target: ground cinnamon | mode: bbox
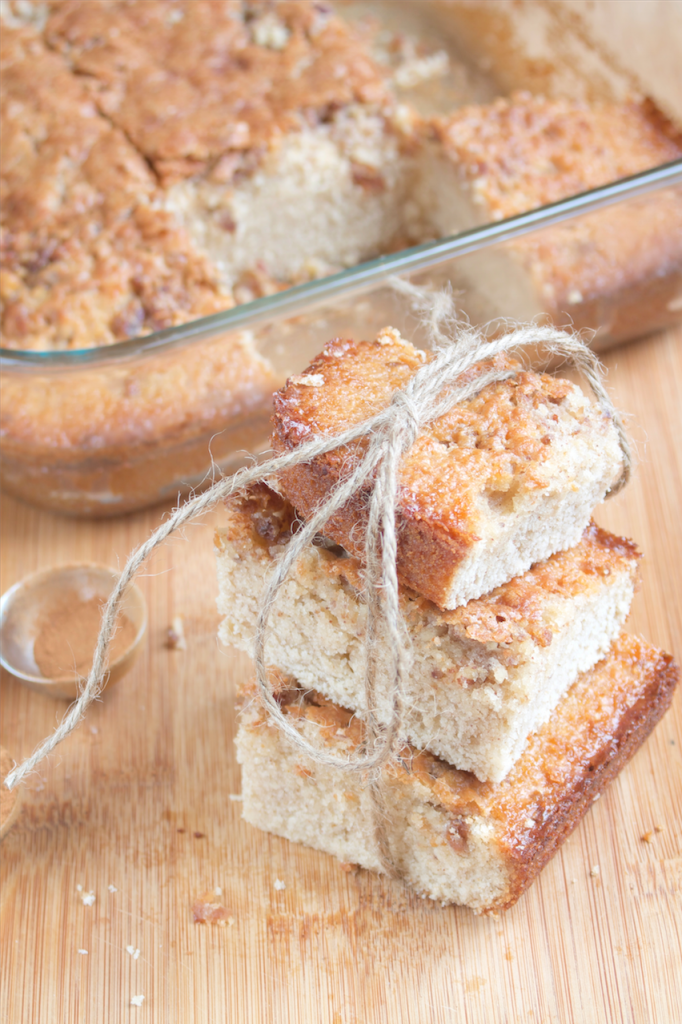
[33,592,137,680]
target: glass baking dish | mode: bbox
[2,160,681,517]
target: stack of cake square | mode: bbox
[216,328,678,914]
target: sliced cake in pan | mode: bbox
[422,92,682,339]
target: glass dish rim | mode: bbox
[2,158,681,370]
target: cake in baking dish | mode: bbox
[236,634,678,914]
[1,0,680,515]
[423,92,682,332]
[2,1,681,354]
[271,328,623,609]
[216,484,639,782]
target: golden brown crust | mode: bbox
[224,483,640,651]
[223,482,302,550]
[440,521,639,648]
[44,0,390,188]
[247,634,678,912]
[271,331,615,607]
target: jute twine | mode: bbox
[4,281,631,875]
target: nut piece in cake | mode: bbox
[216,485,640,782]
[271,329,624,609]
[236,634,678,914]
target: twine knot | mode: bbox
[388,389,422,451]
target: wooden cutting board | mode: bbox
[1,327,681,1024]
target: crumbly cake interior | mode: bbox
[164,112,415,290]
[237,634,678,913]
[216,484,639,780]
[272,329,623,609]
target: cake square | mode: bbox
[217,484,639,781]
[422,93,682,337]
[271,328,624,609]
[236,634,678,914]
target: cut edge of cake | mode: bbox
[236,634,678,914]
[216,484,640,781]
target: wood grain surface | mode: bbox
[1,328,681,1024]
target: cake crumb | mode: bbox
[340,862,359,874]
[273,878,286,891]
[289,374,324,387]
[126,945,141,960]
[77,949,88,955]
[81,891,96,907]
[592,794,601,802]
[167,616,187,651]
[393,51,449,90]
[590,865,600,878]
[108,884,118,893]
[130,995,145,1007]
[375,326,404,346]
[228,794,243,802]
[192,892,230,925]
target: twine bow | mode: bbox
[4,281,630,878]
